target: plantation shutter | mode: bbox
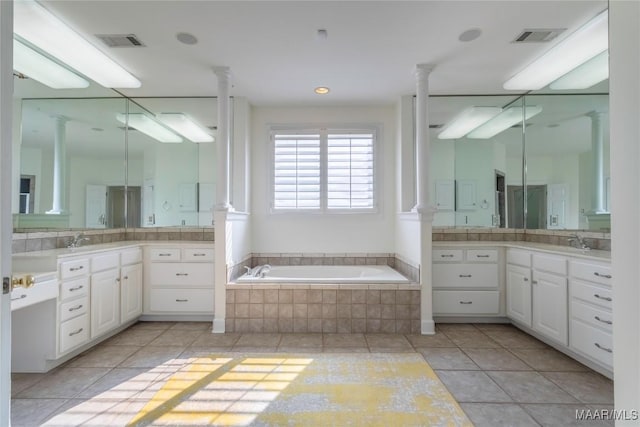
[273,133,321,210]
[327,132,375,209]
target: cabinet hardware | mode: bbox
[12,275,35,289]
[441,254,454,258]
[594,316,612,325]
[594,343,613,353]
[123,276,128,280]
[594,294,612,302]
[459,274,472,278]
[532,280,538,284]
[523,277,529,282]
[176,299,188,302]
[116,278,121,282]
[11,294,27,301]
[476,255,490,258]
[176,273,189,276]
[70,285,84,292]
[69,328,84,336]
[459,301,473,305]
[193,253,206,257]
[69,305,83,312]
[158,253,171,257]
[69,266,84,272]
[593,272,612,279]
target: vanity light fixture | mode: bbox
[550,50,608,90]
[13,38,89,89]
[503,9,608,90]
[467,105,543,139]
[314,87,330,95]
[437,106,502,139]
[158,113,214,143]
[14,0,141,88]
[116,113,183,143]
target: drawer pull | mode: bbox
[11,294,27,301]
[123,276,128,280]
[69,304,83,312]
[476,255,490,258]
[594,294,612,302]
[441,254,454,258]
[594,272,612,279]
[176,273,189,276]
[459,301,473,305]
[594,316,612,325]
[523,277,529,282]
[69,285,84,292]
[532,280,538,284]
[193,253,207,257]
[158,253,172,257]
[69,266,84,272]
[176,299,188,302]
[116,278,121,282]
[69,328,84,337]
[459,274,472,278]
[594,343,613,353]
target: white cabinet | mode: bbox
[90,269,120,339]
[435,180,455,211]
[58,258,91,355]
[506,263,531,326]
[532,270,568,345]
[433,247,500,316]
[121,263,143,323]
[456,180,477,211]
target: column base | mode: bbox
[45,209,67,215]
[421,319,435,335]
[212,317,226,334]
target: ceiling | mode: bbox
[14,0,608,106]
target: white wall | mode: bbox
[430,135,455,226]
[395,214,420,266]
[20,146,53,215]
[250,106,396,253]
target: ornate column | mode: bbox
[213,66,231,212]
[588,111,606,213]
[46,116,68,214]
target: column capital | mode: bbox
[587,110,607,120]
[213,66,231,79]
[415,63,436,76]
[51,115,70,124]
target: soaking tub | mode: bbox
[235,265,410,284]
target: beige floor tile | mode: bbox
[323,333,367,348]
[104,327,165,346]
[148,329,203,347]
[11,399,68,427]
[442,330,502,348]
[129,321,175,331]
[169,322,212,331]
[11,373,47,397]
[460,403,539,427]
[483,329,548,349]
[523,403,614,426]
[189,332,241,348]
[435,370,513,403]
[68,345,140,368]
[40,398,140,427]
[234,333,282,347]
[419,348,479,370]
[75,368,158,400]
[436,323,479,333]
[16,367,111,399]
[473,323,518,333]
[119,346,186,369]
[278,333,323,349]
[542,372,614,404]
[487,371,580,404]
[405,333,457,348]
[365,334,413,350]
[510,348,589,372]
[463,348,532,371]
[322,347,370,353]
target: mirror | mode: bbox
[14,96,217,230]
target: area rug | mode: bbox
[127,353,472,427]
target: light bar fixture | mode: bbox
[13,38,89,89]
[437,107,502,139]
[116,113,183,143]
[550,50,609,90]
[468,106,543,139]
[14,0,141,88]
[504,9,608,90]
[157,114,214,143]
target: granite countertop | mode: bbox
[433,241,610,261]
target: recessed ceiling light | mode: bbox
[314,87,330,95]
[176,32,198,45]
[459,28,482,42]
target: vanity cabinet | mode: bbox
[120,248,143,323]
[90,253,121,339]
[58,258,91,354]
[506,262,532,326]
[144,246,215,315]
[531,254,568,345]
[433,248,500,316]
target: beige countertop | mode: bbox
[433,241,610,261]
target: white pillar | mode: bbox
[213,66,231,212]
[588,111,606,213]
[413,64,437,335]
[46,116,68,214]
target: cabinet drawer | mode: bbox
[433,263,498,288]
[183,248,215,262]
[570,319,613,368]
[533,254,567,275]
[149,288,214,312]
[432,249,463,262]
[149,263,214,287]
[570,260,612,285]
[571,300,612,333]
[149,248,181,261]
[570,280,612,310]
[507,249,531,267]
[60,259,89,279]
[433,290,499,315]
[60,296,89,322]
[91,252,119,273]
[121,248,142,266]
[60,277,89,300]
[466,249,498,262]
[59,314,89,354]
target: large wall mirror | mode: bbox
[13,96,217,230]
[430,92,610,232]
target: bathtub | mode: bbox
[235,265,410,284]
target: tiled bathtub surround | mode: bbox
[225,286,422,334]
[12,227,214,253]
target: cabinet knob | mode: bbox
[594,272,612,279]
[523,277,529,282]
[594,343,613,353]
[594,294,612,302]
[594,316,612,325]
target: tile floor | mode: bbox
[11,322,614,426]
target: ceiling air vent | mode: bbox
[96,34,145,48]
[512,28,565,43]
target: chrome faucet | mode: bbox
[568,233,590,250]
[67,232,90,248]
[243,264,272,278]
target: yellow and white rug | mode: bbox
[127,353,472,427]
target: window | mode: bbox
[272,127,377,212]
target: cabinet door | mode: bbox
[121,263,143,323]
[456,180,477,211]
[91,269,120,339]
[506,264,532,326]
[532,271,568,345]
[435,180,455,211]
